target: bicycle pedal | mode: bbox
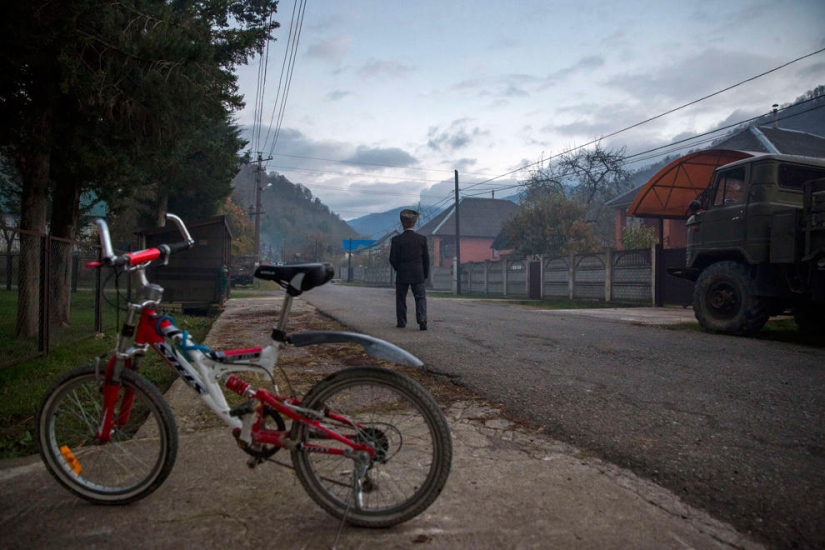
[229,399,261,418]
[246,456,265,469]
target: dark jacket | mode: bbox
[389,229,430,284]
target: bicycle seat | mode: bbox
[254,263,335,296]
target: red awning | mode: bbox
[627,149,755,219]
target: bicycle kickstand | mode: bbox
[333,451,371,548]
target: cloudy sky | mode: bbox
[233,0,825,228]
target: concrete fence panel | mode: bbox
[506,260,527,296]
[573,253,606,300]
[543,256,570,298]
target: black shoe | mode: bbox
[396,323,405,328]
[419,323,427,331]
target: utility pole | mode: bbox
[347,238,353,282]
[454,170,461,295]
[253,152,273,263]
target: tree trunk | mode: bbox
[15,150,50,340]
[49,176,82,328]
[2,230,13,291]
[155,183,168,227]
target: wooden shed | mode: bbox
[137,216,232,313]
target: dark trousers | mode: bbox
[396,282,427,327]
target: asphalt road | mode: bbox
[303,284,825,550]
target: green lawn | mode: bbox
[0,288,124,368]
[0,310,217,459]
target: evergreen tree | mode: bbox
[0,0,278,337]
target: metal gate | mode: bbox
[656,246,694,307]
[528,261,541,299]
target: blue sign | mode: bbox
[343,239,377,251]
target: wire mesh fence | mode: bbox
[0,227,120,369]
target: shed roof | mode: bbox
[418,197,520,238]
[614,125,825,219]
[627,149,755,219]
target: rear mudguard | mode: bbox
[289,331,424,367]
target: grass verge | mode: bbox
[666,317,823,348]
[0,311,217,459]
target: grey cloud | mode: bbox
[549,56,605,81]
[607,49,771,103]
[427,120,491,152]
[453,158,478,172]
[357,59,414,79]
[451,57,605,99]
[306,35,351,64]
[326,90,351,101]
[343,146,418,170]
[798,60,825,78]
[545,101,643,138]
[503,84,529,98]
[712,108,765,131]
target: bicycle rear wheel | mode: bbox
[37,364,178,504]
[290,366,452,527]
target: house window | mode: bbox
[713,167,746,207]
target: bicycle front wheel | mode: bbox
[36,364,178,504]
[291,367,452,527]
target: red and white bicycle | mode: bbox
[36,214,451,528]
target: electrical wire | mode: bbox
[457,46,825,193]
[269,152,495,177]
[264,0,307,158]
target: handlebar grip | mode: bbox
[166,241,193,254]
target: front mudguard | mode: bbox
[289,331,423,367]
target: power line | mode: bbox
[458,46,825,193]
[461,99,825,200]
[267,164,449,184]
[251,11,274,154]
[298,181,446,199]
[270,152,495,177]
[261,0,307,157]
[622,98,825,166]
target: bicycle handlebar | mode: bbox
[93,213,195,268]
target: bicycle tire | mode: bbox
[36,364,178,504]
[290,366,452,527]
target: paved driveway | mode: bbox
[304,284,825,550]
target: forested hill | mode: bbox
[232,165,360,262]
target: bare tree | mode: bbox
[510,145,631,252]
[559,144,631,208]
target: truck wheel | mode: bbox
[693,261,769,336]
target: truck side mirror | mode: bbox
[688,200,701,213]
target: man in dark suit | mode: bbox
[389,209,429,330]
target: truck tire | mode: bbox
[693,261,769,336]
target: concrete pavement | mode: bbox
[0,296,760,549]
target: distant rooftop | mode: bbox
[418,197,520,238]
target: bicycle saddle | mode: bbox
[254,263,335,296]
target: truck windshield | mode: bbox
[713,167,746,207]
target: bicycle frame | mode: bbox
[92,216,424,459]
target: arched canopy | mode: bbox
[627,149,755,219]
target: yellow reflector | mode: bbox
[60,445,83,475]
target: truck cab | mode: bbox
[681,154,825,335]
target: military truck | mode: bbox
[669,153,825,336]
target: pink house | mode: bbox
[418,197,521,268]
